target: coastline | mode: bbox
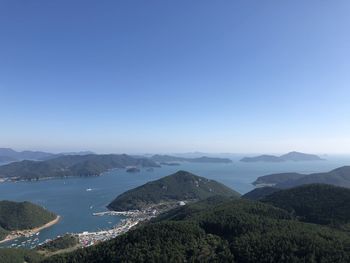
[0,215,61,244]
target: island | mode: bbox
[126,167,140,173]
[240,151,324,163]
[107,170,240,211]
[252,166,350,189]
[159,162,181,166]
[151,154,232,164]
[0,154,160,181]
[0,201,59,243]
[240,155,283,163]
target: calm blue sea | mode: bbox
[1,155,349,248]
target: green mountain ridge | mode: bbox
[261,184,350,226]
[0,154,159,181]
[242,186,280,200]
[108,170,240,211]
[253,166,350,189]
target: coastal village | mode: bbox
[1,201,187,250]
[77,201,186,247]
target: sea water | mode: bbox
[0,155,349,248]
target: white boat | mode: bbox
[86,188,92,192]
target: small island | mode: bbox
[0,201,59,243]
[126,167,140,173]
[241,151,324,163]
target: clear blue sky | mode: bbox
[1,0,350,154]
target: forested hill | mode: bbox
[242,186,280,200]
[261,184,350,226]
[0,154,159,180]
[253,166,350,189]
[108,170,240,211]
[43,196,350,263]
[0,201,57,240]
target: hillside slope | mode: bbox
[43,198,350,263]
[108,170,240,211]
[0,201,56,240]
[262,184,350,226]
[253,166,350,189]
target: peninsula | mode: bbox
[0,201,59,243]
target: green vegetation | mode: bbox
[0,226,9,240]
[37,235,79,253]
[253,172,305,186]
[253,166,350,189]
[6,177,350,263]
[241,186,280,200]
[108,170,240,211]
[262,184,350,226]
[0,248,43,263]
[0,201,56,232]
[42,197,350,263]
[0,154,159,180]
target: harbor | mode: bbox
[77,207,159,247]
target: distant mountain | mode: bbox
[61,151,95,156]
[151,154,232,164]
[108,170,240,211]
[0,154,159,181]
[0,200,57,241]
[280,151,324,161]
[0,148,55,162]
[262,184,350,226]
[0,156,17,164]
[190,156,232,163]
[240,155,283,163]
[242,186,280,200]
[253,166,350,189]
[240,151,324,163]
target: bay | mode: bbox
[0,155,349,248]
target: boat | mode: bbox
[86,188,92,191]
